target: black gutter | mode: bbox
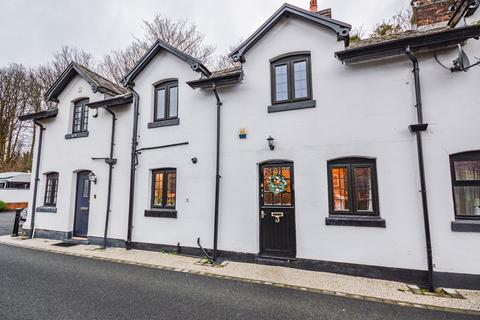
[18,109,58,238]
[136,142,189,153]
[336,25,480,64]
[126,86,140,250]
[186,70,243,90]
[405,47,435,292]
[212,86,222,261]
[103,108,117,249]
[29,122,44,238]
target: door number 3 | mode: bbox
[271,212,284,223]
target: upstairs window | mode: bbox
[72,99,89,133]
[270,52,312,105]
[44,172,59,207]
[154,80,178,122]
[151,168,177,209]
[327,158,379,216]
[450,151,480,219]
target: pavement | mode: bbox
[0,211,15,236]
[0,243,478,320]
[0,235,479,318]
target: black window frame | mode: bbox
[72,99,89,134]
[153,80,179,122]
[327,157,380,217]
[449,151,480,220]
[150,168,177,209]
[270,52,312,105]
[44,172,59,207]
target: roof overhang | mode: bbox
[229,3,351,63]
[121,40,211,86]
[44,63,123,102]
[187,70,244,90]
[335,25,480,64]
[18,109,58,122]
[86,94,133,109]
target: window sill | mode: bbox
[325,216,386,228]
[148,118,180,128]
[36,206,57,213]
[65,131,89,139]
[268,100,316,113]
[451,220,480,232]
[144,209,177,218]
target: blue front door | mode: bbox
[73,171,91,237]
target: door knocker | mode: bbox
[271,212,284,223]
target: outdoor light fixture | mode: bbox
[88,172,97,184]
[267,136,275,151]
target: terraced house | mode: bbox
[19,0,480,290]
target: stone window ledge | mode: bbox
[148,118,180,128]
[451,220,480,232]
[65,131,89,139]
[326,216,386,228]
[144,209,177,218]
[36,206,57,213]
[268,100,316,113]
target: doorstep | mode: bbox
[0,235,479,315]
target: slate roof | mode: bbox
[229,3,351,62]
[121,39,211,86]
[44,62,126,102]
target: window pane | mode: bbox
[169,86,178,118]
[156,88,166,120]
[154,172,163,206]
[454,186,480,216]
[454,160,480,181]
[264,192,272,205]
[167,172,176,207]
[331,167,349,211]
[293,61,308,99]
[83,179,90,198]
[82,105,89,131]
[275,64,288,101]
[354,167,373,211]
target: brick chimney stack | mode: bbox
[310,0,318,13]
[411,0,455,28]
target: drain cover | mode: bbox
[52,242,78,247]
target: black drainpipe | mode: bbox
[102,107,117,249]
[126,86,140,250]
[29,121,45,238]
[405,47,435,292]
[212,85,222,261]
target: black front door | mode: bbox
[259,161,296,258]
[73,171,91,237]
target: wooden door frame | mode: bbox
[73,170,91,238]
[258,160,296,257]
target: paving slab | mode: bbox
[0,235,478,315]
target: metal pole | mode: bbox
[29,122,44,238]
[406,47,434,292]
[103,108,116,249]
[126,87,140,250]
[212,87,222,261]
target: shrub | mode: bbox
[0,201,6,211]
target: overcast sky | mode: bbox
[0,0,410,67]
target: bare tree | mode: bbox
[371,8,413,37]
[0,64,30,171]
[99,14,215,83]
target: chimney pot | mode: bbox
[310,0,318,13]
